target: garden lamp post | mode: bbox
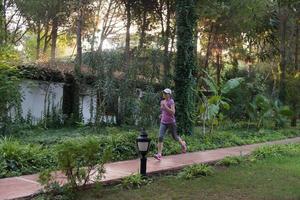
[136,128,151,177]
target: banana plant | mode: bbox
[199,74,244,134]
[272,100,293,128]
[247,95,293,129]
[248,94,272,129]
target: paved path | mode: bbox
[1,137,300,200]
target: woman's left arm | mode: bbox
[163,103,175,115]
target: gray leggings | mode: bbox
[158,123,180,142]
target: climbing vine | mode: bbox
[174,0,197,135]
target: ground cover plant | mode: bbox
[0,126,299,178]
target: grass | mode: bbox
[1,125,299,178]
[11,126,300,146]
[77,154,300,200]
[11,126,132,145]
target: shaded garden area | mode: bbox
[0,0,300,199]
[1,126,299,178]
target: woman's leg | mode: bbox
[155,123,167,159]
[169,123,187,153]
[157,142,163,155]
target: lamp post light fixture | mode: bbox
[136,128,151,177]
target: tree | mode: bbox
[49,0,61,65]
[120,0,135,70]
[133,0,158,50]
[278,2,289,103]
[157,0,176,86]
[15,0,50,60]
[0,46,21,134]
[0,0,5,44]
[1,0,27,45]
[97,0,123,53]
[174,0,197,135]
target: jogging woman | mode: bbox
[154,88,187,160]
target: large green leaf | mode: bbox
[208,95,221,104]
[203,78,218,95]
[199,105,206,114]
[220,100,230,110]
[207,104,219,119]
[255,95,270,111]
[221,78,244,94]
[279,106,293,117]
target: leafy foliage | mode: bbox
[0,46,22,134]
[286,73,300,126]
[178,164,214,179]
[0,137,55,178]
[121,174,151,189]
[174,0,197,135]
[55,136,111,189]
[216,156,244,167]
[0,126,299,178]
[199,75,244,133]
[248,95,293,129]
[136,87,160,127]
[251,144,300,160]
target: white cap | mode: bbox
[163,88,172,94]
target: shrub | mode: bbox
[121,174,150,189]
[216,156,244,166]
[178,164,214,179]
[251,144,300,160]
[55,136,110,189]
[208,131,245,147]
[0,46,22,135]
[0,137,55,178]
[2,127,299,179]
[104,132,138,161]
[286,73,300,126]
[38,169,63,198]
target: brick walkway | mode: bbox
[1,137,300,200]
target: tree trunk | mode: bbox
[291,104,297,127]
[279,9,288,103]
[36,22,41,60]
[43,22,50,54]
[75,7,82,76]
[174,0,197,135]
[50,17,58,66]
[295,23,299,71]
[139,10,147,49]
[73,0,83,122]
[124,2,131,70]
[1,0,7,44]
[204,23,214,70]
[0,0,5,45]
[194,26,198,56]
[163,0,171,86]
[216,50,222,87]
[91,1,102,52]
[170,25,176,52]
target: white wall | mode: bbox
[81,95,96,124]
[18,79,116,124]
[81,95,116,124]
[20,80,64,124]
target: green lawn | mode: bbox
[1,126,299,178]
[78,155,300,200]
[12,126,300,146]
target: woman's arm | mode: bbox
[163,102,175,115]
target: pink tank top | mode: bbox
[161,98,176,124]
